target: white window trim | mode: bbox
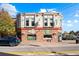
[44,17,53,27]
[26,17,35,27]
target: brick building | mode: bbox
[16,12,62,45]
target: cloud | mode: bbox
[66,23,73,27]
[63,20,73,27]
[39,9,47,13]
[62,19,79,32]
[63,22,73,27]
[39,8,57,13]
[63,19,79,27]
[74,19,79,23]
[67,20,72,23]
[74,13,79,17]
[0,3,18,18]
[74,9,79,17]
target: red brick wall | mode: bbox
[51,30,58,44]
[20,29,60,45]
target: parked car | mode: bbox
[0,36,21,46]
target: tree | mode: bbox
[0,10,16,36]
[62,31,77,40]
[62,31,69,40]
[69,31,75,40]
[75,31,79,35]
[69,31,75,35]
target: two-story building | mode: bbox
[16,12,62,45]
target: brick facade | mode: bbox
[16,12,62,45]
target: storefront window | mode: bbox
[27,34,36,40]
[44,30,52,42]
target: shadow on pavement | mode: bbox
[0,52,21,56]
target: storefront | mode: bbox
[16,12,62,44]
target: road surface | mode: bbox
[0,40,79,56]
[0,44,78,56]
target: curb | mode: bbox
[52,52,79,56]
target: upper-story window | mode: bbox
[26,17,35,27]
[26,18,29,26]
[44,18,48,26]
[44,17,54,27]
[31,18,35,26]
[50,18,54,26]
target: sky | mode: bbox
[0,3,79,32]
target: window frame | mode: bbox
[43,15,54,27]
[25,16,35,27]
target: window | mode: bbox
[27,34,36,40]
[50,18,54,26]
[26,20,29,26]
[44,35,52,38]
[44,18,48,26]
[44,35,52,42]
[44,18,54,27]
[26,17,35,27]
[44,30,51,35]
[45,23,48,26]
[31,18,35,26]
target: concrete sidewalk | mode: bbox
[18,40,79,47]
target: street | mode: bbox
[0,40,79,56]
[0,45,79,52]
